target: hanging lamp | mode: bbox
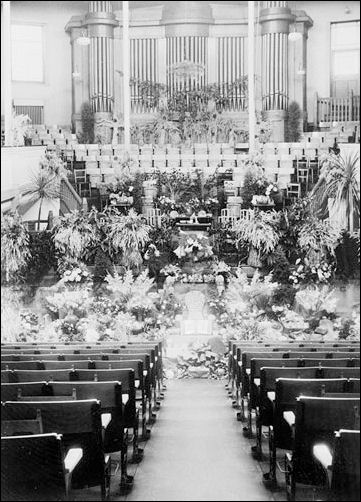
[76,29,90,46]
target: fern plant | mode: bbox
[286,101,302,142]
[52,210,98,268]
[105,209,150,270]
[1,212,30,283]
[234,210,281,265]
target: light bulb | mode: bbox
[289,30,302,42]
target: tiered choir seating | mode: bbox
[226,339,360,501]
[1,340,165,500]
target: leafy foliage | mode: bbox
[286,101,302,142]
[234,210,281,258]
[311,152,360,232]
[1,212,30,284]
[79,102,95,144]
[25,231,57,283]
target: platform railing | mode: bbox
[315,92,360,125]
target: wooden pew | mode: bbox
[1,433,83,501]
[1,399,112,500]
[263,378,350,486]
[284,396,360,501]
[313,429,360,501]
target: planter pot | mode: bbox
[247,246,262,268]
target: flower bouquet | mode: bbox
[174,232,213,263]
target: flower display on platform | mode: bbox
[174,232,213,262]
[62,264,90,284]
[289,258,334,285]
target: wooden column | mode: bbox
[85,0,117,141]
[123,0,131,151]
[260,1,293,141]
[3,1,13,146]
[248,1,256,153]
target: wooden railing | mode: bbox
[59,178,83,215]
[315,93,360,125]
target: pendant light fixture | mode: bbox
[76,29,90,46]
[289,2,302,41]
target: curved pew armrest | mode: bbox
[101,413,112,429]
[64,448,83,473]
[122,393,129,405]
[313,444,333,470]
[283,411,296,427]
[267,391,275,402]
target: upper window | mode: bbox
[330,21,360,96]
[11,24,43,82]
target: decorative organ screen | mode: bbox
[14,105,44,125]
[166,36,207,95]
[130,38,158,113]
[217,37,247,111]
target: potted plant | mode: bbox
[11,113,32,147]
[1,212,30,283]
[234,210,281,268]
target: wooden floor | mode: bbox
[74,379,331,501]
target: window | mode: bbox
[11,24,43,82]
[331,21,360,97]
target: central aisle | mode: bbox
[124,379,277,501]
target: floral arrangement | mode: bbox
[179,272,215,283]
[45,288,93,318]
[154,196,180,213]
[160,264,182,277]
[61,263,91,284]
[294,285,338,318]
[174,232,213,262]
[289,258,334,285]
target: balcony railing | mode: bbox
[315,93,360,126]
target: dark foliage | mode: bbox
[79,102,95,144]
[335,230,360,279]
[93,248,114,285]
[24,231,57,284]
[286,101,302,142]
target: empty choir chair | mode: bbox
[289,142,304,159]
[194,143,208,154]
[100,144,113,157]
[153,153,166,169]
[74,144,87,161]
[99,154,112,170]
[1,399,112,499]
[276,143,291,156]
[1,433,83,501]
[286,182,301,199]
[313,429,360,501]
[262,143,277,156]
[264,157,279,180]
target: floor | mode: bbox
[120,379,280,502]
[75,378,328,501]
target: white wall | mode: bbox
[1,1,87,127]
[1,146,46,193]
[296,1,360,123]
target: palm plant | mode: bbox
[23,171,60,230]
[311,152,360,233]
